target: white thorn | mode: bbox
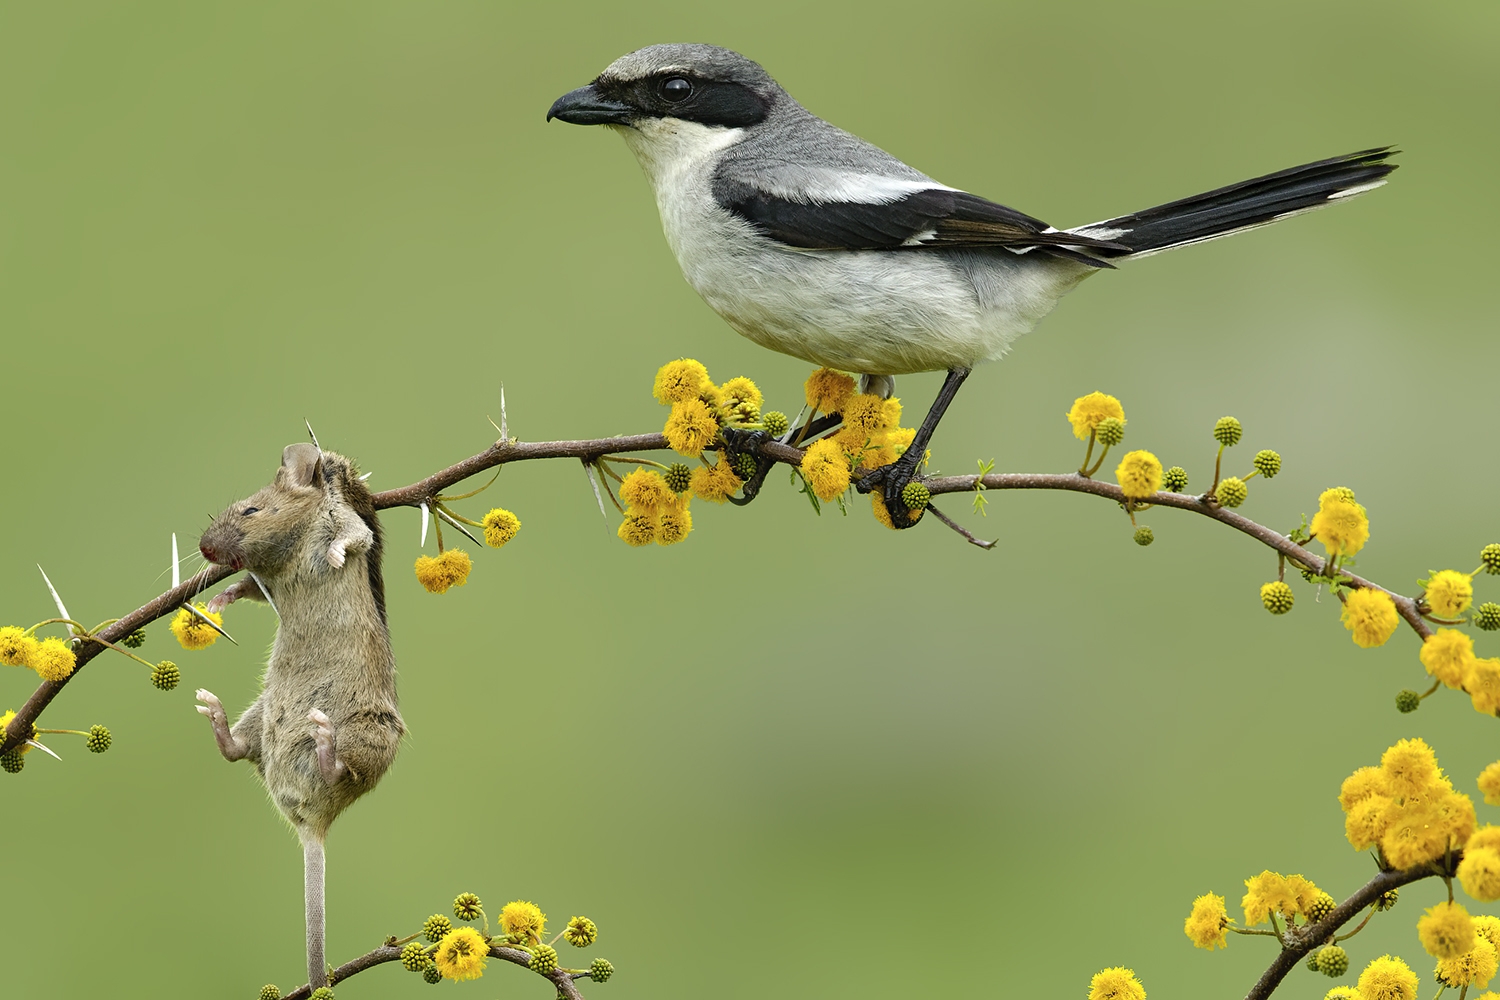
[436,507,479,545]
[248,571,280,619]
[37,565,73,638]
[26,738,62,761]
[499,383,508,441]
[783,404,808,444]
[420,503,430,548]
[181,602,238,645]
[358,471,372,481]
[305,419,321,453]
[584,464,608,524]
[171,533,181,589]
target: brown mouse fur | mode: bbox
[195,443,403,990]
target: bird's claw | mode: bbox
[856,459,922,530]
[720,427,773,505]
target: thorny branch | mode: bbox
[277,942,597,1000]
[0,428,1433,757]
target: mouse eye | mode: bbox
[242,507,259,516]
[659,77,693,102]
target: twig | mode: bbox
[276,942,595,1000]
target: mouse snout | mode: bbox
[199,542,218,563]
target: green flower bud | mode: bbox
[1161,466,1189,493]
[663,463,693,494]
[151,660,180,691]
[1395,689,1421,714]
[401,941,432,972]
[1376,888,1398,911]
[734,452,759,480]
[901,482,931,510]
[1306,950,1322,973]
[1252,449,1281,478]
[1317,945,1348,978]
[590,958,614,983]
[1475,602,1500,631]
[1216,476,1248,508]
[453,892,483,921]
[1260,581,1294,615]
[259,987,282,1000]
[86,724,112,753]
[122,628,147,649]
[1482,543,1500,575]
[1133,527,1154,547]
[310,989,335,1000]
[1213,416,1242,446]
[1095,416,1124,446]
[528,943,559,974]
[1,749,24,774]
[564,915,598,948]
[762,411,790,437]
[423,914,453,942]
[423,966,443,985]
[1305,891,1336,923]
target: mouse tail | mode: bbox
[301,829,328,989]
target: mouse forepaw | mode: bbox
[196,689,249,762]
[308,708,345,785]
[325,540,347,569]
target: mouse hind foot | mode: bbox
[308,709,346,786]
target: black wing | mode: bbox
[713,175,1129,268]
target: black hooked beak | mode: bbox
[547,84,633,125]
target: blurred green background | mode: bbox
[2,3,1497,997]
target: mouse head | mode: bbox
[199,443,334,576]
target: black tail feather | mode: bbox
[1070,147,1398,257]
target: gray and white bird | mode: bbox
[547,43,1395,526]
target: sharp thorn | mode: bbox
[26,739,62,761]
[436,508,480,545]
[171,533,181,589]
[420,503,430,548]
[248,571,280,619]
[305,419,321,452]
[37,565,75,640]
[181,602,237,645]
[584,462,609,526]
[499,383,508,441]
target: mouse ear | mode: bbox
[278,443,324,489]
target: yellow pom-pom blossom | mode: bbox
[433,926,488,982]
[801,438,851,502]
[1475,914,1500,950]
[1460,844,1500,903]
[1115,450,1163,500]
[1420,901,1477,960]
[1324,989,1361,1000]
[1381,738,1440,799]
[1311,488,1370,557]
[656,496,692,546]
[617,507,658,547]
[843,393,892,436]
[482,508,521,548]
[1183,892,1229,950]
[1284,874,1323,916]
[1422,629,1478,689]
[1341,588,1399,648]
[170,604,224,651]
[1345,794,1394,851]
[1358,955,1418,1000]
[1426,570,1475,618]
[414,550,472,594]
[1067,391,1126,441]
[1468,658,1500,715]
[870,490,921,529]
[653,358,711,404]
[1479,763,1500,806]
[28,636,77,682]
[0,626,38,667]
[718,375,762,424]
[619,468,675,512]
[499,900,546,940]
[1087,967,1146,1000]
[1341,766,1390,811]
[664,397,720,457]
[1438,937,1500,990]
[805,367,855,415]
[1242,870,1295,925]
[689,455,744,504]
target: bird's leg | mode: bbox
[720,427,774,505]
[856,367,971,529]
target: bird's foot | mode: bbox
[720,427,774,506]
[308,708,345,786]
[856,456,924,530]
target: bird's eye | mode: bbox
[242,507,259,516]
[659,77,692,102]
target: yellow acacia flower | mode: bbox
[881,397,902,429]
[1479,763,1500,806]
[1,709,23,741]
[664,398,720,457]
[1325,989,1361,1000]
[870,490,921,529]
[1310,488,1369,557]
[1341,588,1399,648]
[499,900,546,939]
[653,358,711,404]
[1421,900,1477,959]
[1067,391,1125,441]
[1340,766,1390,811]
[1242,870,1295,925]
[1422,629,1477,689]
[1284,874,1322,917]
[1115,450,1162,500]
[805,367,855,414]
[656,497,692,546]
[0,626,38,667]
[482,508,521,548]
[1437,937,1499,990]
[800,438,851,501]
[170,604,224,650]
[1474,827,1500,854]
[619,468,675,512]
[1383,804,1451,870]
[1358,954,1418,1000]
[433,926,488,981]
[1183,892,1229,950]
[1087,966,1145,1000]
[889,425,916,455]
[1460,846,1500,903]
[718,375,762,424]
[842,393,890,436]
[414,549,472,594]
[1426,570,1475,617]
[1345,793,1393,850]
[1468,657,1500,715]
[1475,914,1500,950]
[689,454,744,504]
[617,507,658,547]
[1381,737,1441,799]
[28,636,77,682]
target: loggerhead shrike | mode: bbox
[547,43,1395,528]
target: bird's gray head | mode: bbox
[547,44,783,129]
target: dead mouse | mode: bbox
[195,442,403,991]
